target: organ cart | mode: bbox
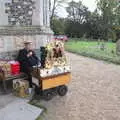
[32,67,71,100]
[31,41,71,100]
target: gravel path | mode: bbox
[41,52,120,120]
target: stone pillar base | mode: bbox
[0,26,54,59]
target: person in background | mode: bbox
[17,41,39,89]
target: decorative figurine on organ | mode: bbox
[34,41,71,78]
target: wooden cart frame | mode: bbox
[32,69,71,100]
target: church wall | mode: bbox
[0,33,53,60]
[0,33,53,53]
[0,0,53,60]
[0,0,10,25]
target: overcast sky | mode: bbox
[57,0,97,18]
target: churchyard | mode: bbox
[65,39,120,65]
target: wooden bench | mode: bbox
[0,73,27,94]
[0,49,40,94]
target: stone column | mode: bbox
[32,0,40,25]
[0,0,10,25]
[39,0,44,26]
[43,0,46,25]
[43,0,50,26]
[32,0,44,26]
[46,0,50,27]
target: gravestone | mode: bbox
[116,39,120,55]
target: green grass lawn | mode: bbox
[65,39,120,64]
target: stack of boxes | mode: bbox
[0,60,11,78]
[13,79,29,98]
[0,60,20,79]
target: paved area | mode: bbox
[41,52,120,120]
[0,99,42,120]
[0,94,19,109]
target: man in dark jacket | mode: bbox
[17,41,39,88]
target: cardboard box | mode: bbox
[13,79,29,98]
[0,61,11,78]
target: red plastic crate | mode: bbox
[10,61,20,75]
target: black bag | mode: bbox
[40,46,47,68]
[28,56,39,67]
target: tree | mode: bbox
[51,0,120,40]
[66,1,89,23]
[65,19,89,38]
[85,9,107,39]
[97,0,120,40]
[50,0,67,26]
[65,1,92,38]
[52,17,65,35]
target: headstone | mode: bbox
[116,39,120,55]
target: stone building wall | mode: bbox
[0,0,53,59]
[0,26,53,59]
[0,26,53,52]
[0,0,50,26]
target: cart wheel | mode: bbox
[43,90,53,101]
[58,85,68,96]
